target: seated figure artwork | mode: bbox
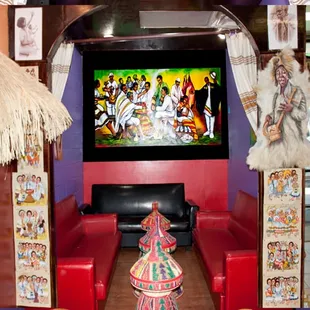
[94,68,222,146]
[247,47,310,170]
[17,274,49,306]
[16,241,48,271]
[266,169,301,202]
[264,276,299,305]
[264,204,300,238]
[15,208,47,240]
[265,241,300,272]
[13,172,47,207]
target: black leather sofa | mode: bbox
[81,183,199,247]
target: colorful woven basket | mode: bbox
[136,291,179,310]
[139,214,176,254]
[130,236,183,293]
[133,285,184,300]
[141,201,171,231]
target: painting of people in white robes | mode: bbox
[13,172,48,207]
[264,169,302,204]
[14,207,48,241]
[16,273,51,307]
[263,275,300,308]
[264,204,301,239]
[263,240,301,274]
[16,241,49,272]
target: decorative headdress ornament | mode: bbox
[271,47,295,80]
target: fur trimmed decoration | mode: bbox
[247,47,310,171]
[0,51,72,165]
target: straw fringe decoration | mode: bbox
[0,0,13,4]
[0,51,72,165]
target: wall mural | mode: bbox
[13,65,52,308]
[247,48,310,171]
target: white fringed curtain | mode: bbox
[226,32,258,133]
[51,42,74,160]
[52,42,74,101]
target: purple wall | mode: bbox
[54,48,84,206]
[226,52,258,210]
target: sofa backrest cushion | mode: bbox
[55,195,84,257]
[91,183,185,218]
[228,190,257,249]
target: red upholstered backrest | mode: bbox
[55,195,84,257]
[228,191,258,249]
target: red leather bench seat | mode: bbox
[193,191,292,310]
[55,195,121,310]
[194,228,242,293]
[193,191,258,310]
[69,232,120,299]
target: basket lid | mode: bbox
[141,201,171,231]
[130,236,183,292]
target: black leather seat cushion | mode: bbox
[118,216,190,233]
[92,183,185,218]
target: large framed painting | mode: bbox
[83,50,229,161]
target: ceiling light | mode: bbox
[218,34,225,40]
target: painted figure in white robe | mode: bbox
[114,92,144,141]
[16,12,38,57]
[16,209,26,237]
[154,86,176,139]
[32,176,44,201]
[15,175,26,204]
[105,73,118,117]
[171,78,184,107]
[247,48,310,171]
[271,6,296,44]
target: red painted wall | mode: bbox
[83,160,228,211]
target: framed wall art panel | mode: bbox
[258,169,305,308]
[83,49,229,162]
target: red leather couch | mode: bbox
[193,190,291,310]
[55,195,122,310]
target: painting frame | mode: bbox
[267,5,298,51]
[14,7,43,61]
[83,49,229,162]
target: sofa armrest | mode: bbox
[185,200,199,228]
[79,203,95,215]
[57,257,97,310]
[196,210,231,230]
[81,213,118,235]
[224,250,257,310]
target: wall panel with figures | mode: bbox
[12,64,55,308]
[259,169,304,308]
